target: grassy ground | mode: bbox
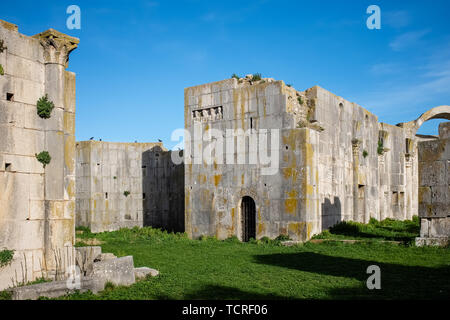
[60,217,450,300]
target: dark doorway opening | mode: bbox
[241,196,256,242]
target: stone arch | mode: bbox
[398,105,450,135]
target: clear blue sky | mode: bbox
[3,0,450,148]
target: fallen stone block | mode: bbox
[97,253,117,261]
[415,237,449,247]
[134,267,159,280]
[92,256,135,287]
[281,240,302,247]
[76,246,102,276]
[9,277,104,300]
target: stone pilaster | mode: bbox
[33,29,79,273]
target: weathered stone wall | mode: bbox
[76,141,184,233]
[0,20,78,290]
[416,122,450,245]
[143,147,185,232]
[184,76,420,242]
[184,78,321,241]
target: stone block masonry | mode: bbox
[76,141,185,233]
[416,121,450,246]
[184,75,449,242]
[0,20,78,290]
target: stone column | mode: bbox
[33,29,79,275]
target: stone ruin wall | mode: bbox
[76,141,184,233]
[417,122,450,245]
[184,78,317,241]
[184,77,421,242]
[309,86,417,230]
[0,20,78,290]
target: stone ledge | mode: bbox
[9,277,104,300]
[415,237,449,247]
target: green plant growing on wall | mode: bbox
[252,73,262,81]
[377,140,384,155]
[231,73,240,80]
[0,249,14,268]
[0,64,4,76]
[35,151,51,168]
[297,96,303,105]
[36,94,55,119]
[362,150,369,158]
[123,191,130,197]
[113,176,117,180]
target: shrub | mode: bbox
[123,191,130,197]
[0,64,4,76]
[104,281,116,291]
[297,96,303,105]
[36,94,55,119]
[224,235,240,243]
[231,73,240,80]
[377,140,384,155]
[35,151,51,168]
[0,249,14,268]
[0,290,12,300]
[275,234,291,241]
[252,73,262,81]
[362,150,368,158]
[286,83,292,87]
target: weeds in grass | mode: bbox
[0,249,14,268]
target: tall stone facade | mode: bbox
[416,122,450,246]
[76,141,184,233]
[0,21,78,290]
[184,76,431,241]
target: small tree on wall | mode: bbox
[36,94,55,119]
[0,64,4,76]
[35,151,51,168]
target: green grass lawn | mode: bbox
[63,217,450,300]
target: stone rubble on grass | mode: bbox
[7,246,156,300]
[134,267,159,280]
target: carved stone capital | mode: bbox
[33,29,79,67]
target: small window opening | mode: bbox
[250,117,253,130]
[105,192,108,199]
[6,93,14,101]
[143,193,146,200]
[5,163,12,171]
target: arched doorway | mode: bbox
[241,196,256,242]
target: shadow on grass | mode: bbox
[329,222,419,243]
[253,252,450,299]
[151,285,287,300]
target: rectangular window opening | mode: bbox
[6,93,14,101]
[5,163,12,171]
[105,192,108,199]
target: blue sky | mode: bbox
[3,0,450,148]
